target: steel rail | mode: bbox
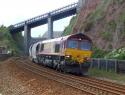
[81,77,125,91]
[24,59,125,93]
[17,60,125,95]
[18,62,95,95]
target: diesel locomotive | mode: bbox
[29,33,92,75]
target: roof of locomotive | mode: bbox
[38,33,92,44]
[41,35,69,43]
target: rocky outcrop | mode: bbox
[73,0,101,33]
[73,0,125,51]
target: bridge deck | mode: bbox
[10,3,78,33]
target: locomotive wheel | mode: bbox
[57,64,62,72]
[34,58,39,63]
[61,65,66,74]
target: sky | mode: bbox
[0,0,78,37]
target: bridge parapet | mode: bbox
[26,13,48,25]
[50,3,78,15]
[12,2,78,30]
[14,21,25,28]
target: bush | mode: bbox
[0,25,23,55]
[105,48,125,60]
[92,46,108,58]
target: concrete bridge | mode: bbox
[9,0,85,55]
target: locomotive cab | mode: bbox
[63,33,92,74]
[65,33,92,64]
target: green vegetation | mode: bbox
[107,20,117,32]
[12,32,24,52]
[0,25,24,55]
[105,48,125,60]
[101,31,112,41]
[113,0,125,5]
[89,68,125,83]
[83,21,93,32]
[120,11,125,34]
[92,46,125,60]
[92,46,108,58]
[120,11,125,21]
[63,16,77,36]
[89,0,110,22]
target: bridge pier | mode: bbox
[24,24,31,56]
[48,13,53,39]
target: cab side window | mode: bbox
[55,44,60,53]
[41,44,44,51]
[36,44,40,53]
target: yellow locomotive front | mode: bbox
[63,33,92,74]
[65,40,92,63]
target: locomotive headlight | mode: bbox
[84,57,91,62]
[65,55,72,58]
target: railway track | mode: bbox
[16,58,125,95]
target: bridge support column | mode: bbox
[24,24,31,56]
[48,13,53,39]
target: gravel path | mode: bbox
[0,58,85,95]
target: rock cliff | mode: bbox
[73,0,125,51]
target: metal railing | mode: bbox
[90,58,125,73]
[50,2,78,15]
[13,2,78,28]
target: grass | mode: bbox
[88,68,125,83]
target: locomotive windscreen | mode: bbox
[80,41,91,50]
[67,39,91,50]
[67,40,78,49]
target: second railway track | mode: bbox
[16,58,125,95]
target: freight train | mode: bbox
[29,33,92,75]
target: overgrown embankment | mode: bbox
[62,16,77,36]
[0,25,24,55]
